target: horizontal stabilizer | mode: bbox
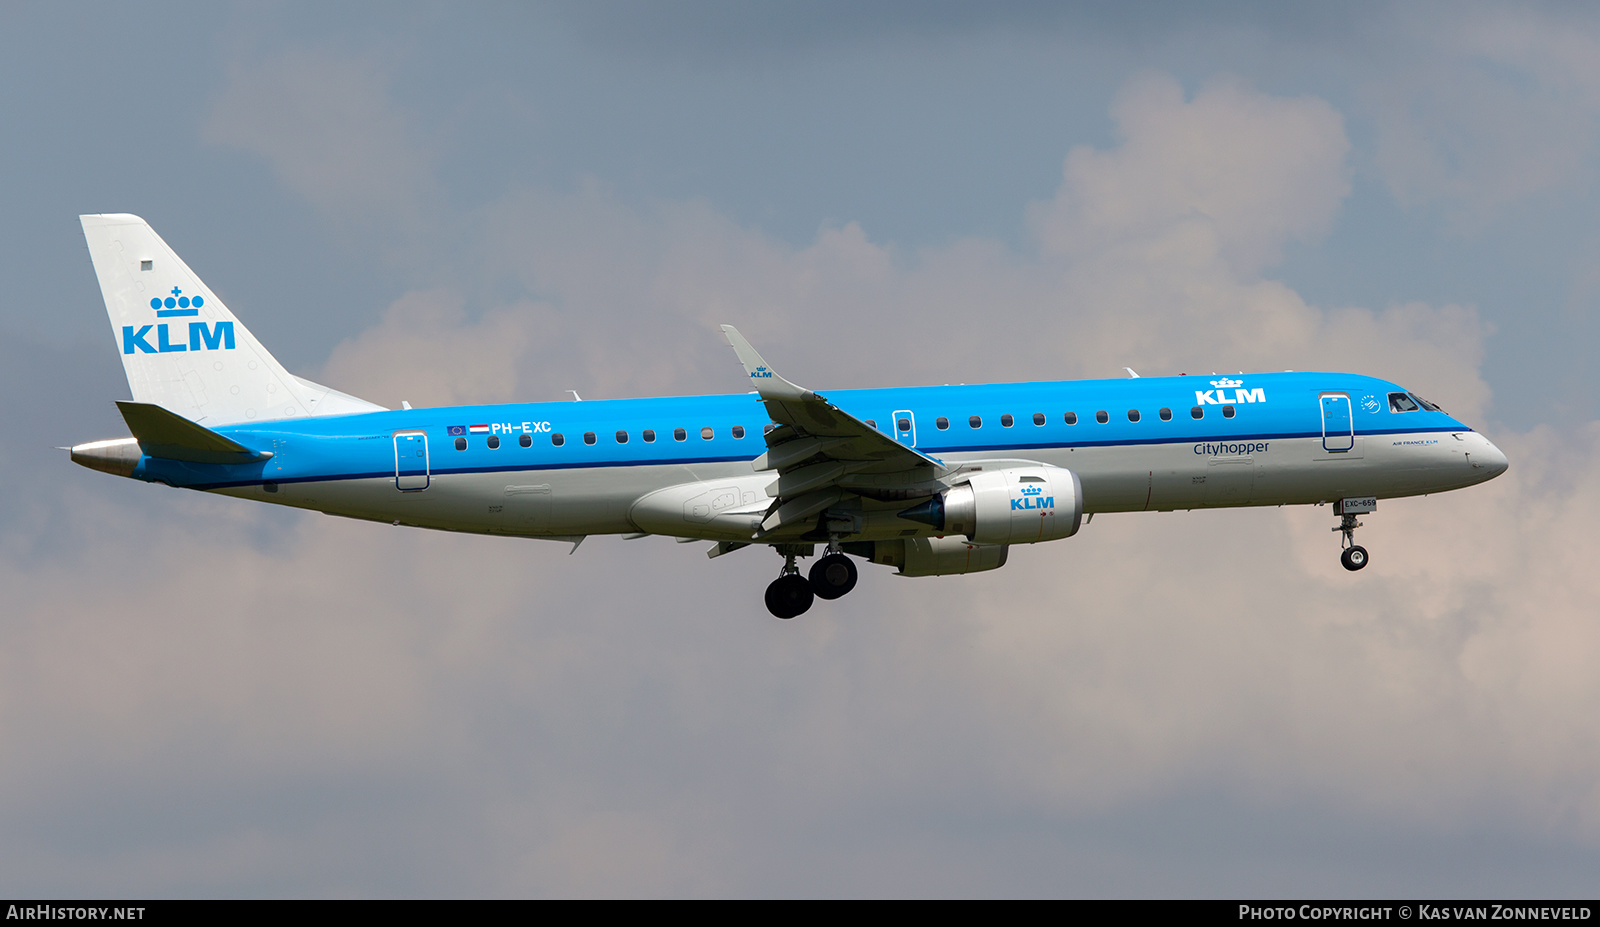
[116,401,273,465]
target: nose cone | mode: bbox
[1474,435,1509,479]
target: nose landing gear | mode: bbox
[1332,497,1376,571]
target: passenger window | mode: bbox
[1032,413,1045,426]
[700,426,714,440]
[763,423,774,435]
[1001,414,1014,428]
[583,432,597,445]
[454,437,467,451]
[1127,409,1140,423]
[642,429,656,443]
[1190,407,1204,420]
[865,419,877,429]
[615,430,628,444]
[732,425,745,439]
[519,433,532,448]
[552,433,565,446]
[936,417,949,430]
[487,435,501,449]
[1064,412,1078,425]
[897,418,911,432]
[674,428,687,442]
[1159,408,1172,421]
[969,415,982,428]
[1389,392,1420,412]
[1222,405,1236,418]
[1095,410,1109,424]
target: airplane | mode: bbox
[69,214,1510,619]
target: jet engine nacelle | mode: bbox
[845,535,1010,576]
[900,465,1084,545]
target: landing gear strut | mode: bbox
[1332,497,1375,572]
[764,549,814,619]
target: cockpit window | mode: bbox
[1410,393,1443,413]
[1388,392,1419,412]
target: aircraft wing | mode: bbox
[720,325,944,536]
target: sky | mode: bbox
[2,0,1599,897]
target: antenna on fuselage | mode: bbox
[568,390,583,401]
[1124,367,1140,378]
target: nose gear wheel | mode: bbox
[1333,512,1370,571]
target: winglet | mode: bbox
[720,325,815,402]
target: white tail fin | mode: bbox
[80,214,384,425]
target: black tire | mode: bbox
[764,574,815,619]
[809,553,859,600]
[1341,545,1369,572]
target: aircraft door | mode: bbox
[394,431,429,491]
[892,410,917,448]
[1320,393,1354,452]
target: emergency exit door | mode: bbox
[892,410,917,447]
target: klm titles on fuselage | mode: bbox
[1195,377,1266,406]
[122,288,234,355]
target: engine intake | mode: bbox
[898,465,1083,544]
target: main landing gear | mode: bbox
[1332,497,1376,572]
[764,543,860,619]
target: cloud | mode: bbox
[319,290,558,408]
[203,47,435,228]
[1031,73,1351,278]
[1369,6,1600,221]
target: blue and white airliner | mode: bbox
[70,215,1509,618]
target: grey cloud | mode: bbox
[203,47,437,231]
[1368,6,1600,223]
[548,0,1386,64]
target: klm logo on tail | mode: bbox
[123,287,234,355]
[151,287,203,317]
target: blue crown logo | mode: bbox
[1020,484,1042,495]
[150,286,203,318]
[751,365,773,378]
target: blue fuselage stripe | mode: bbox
[135,371,1470,489]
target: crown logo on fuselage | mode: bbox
[150,286,204,318]
[1210,377,1242,388]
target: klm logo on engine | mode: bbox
[1195,376,1266,405]
[122,288,234,355]
[1011,483,1054,511]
